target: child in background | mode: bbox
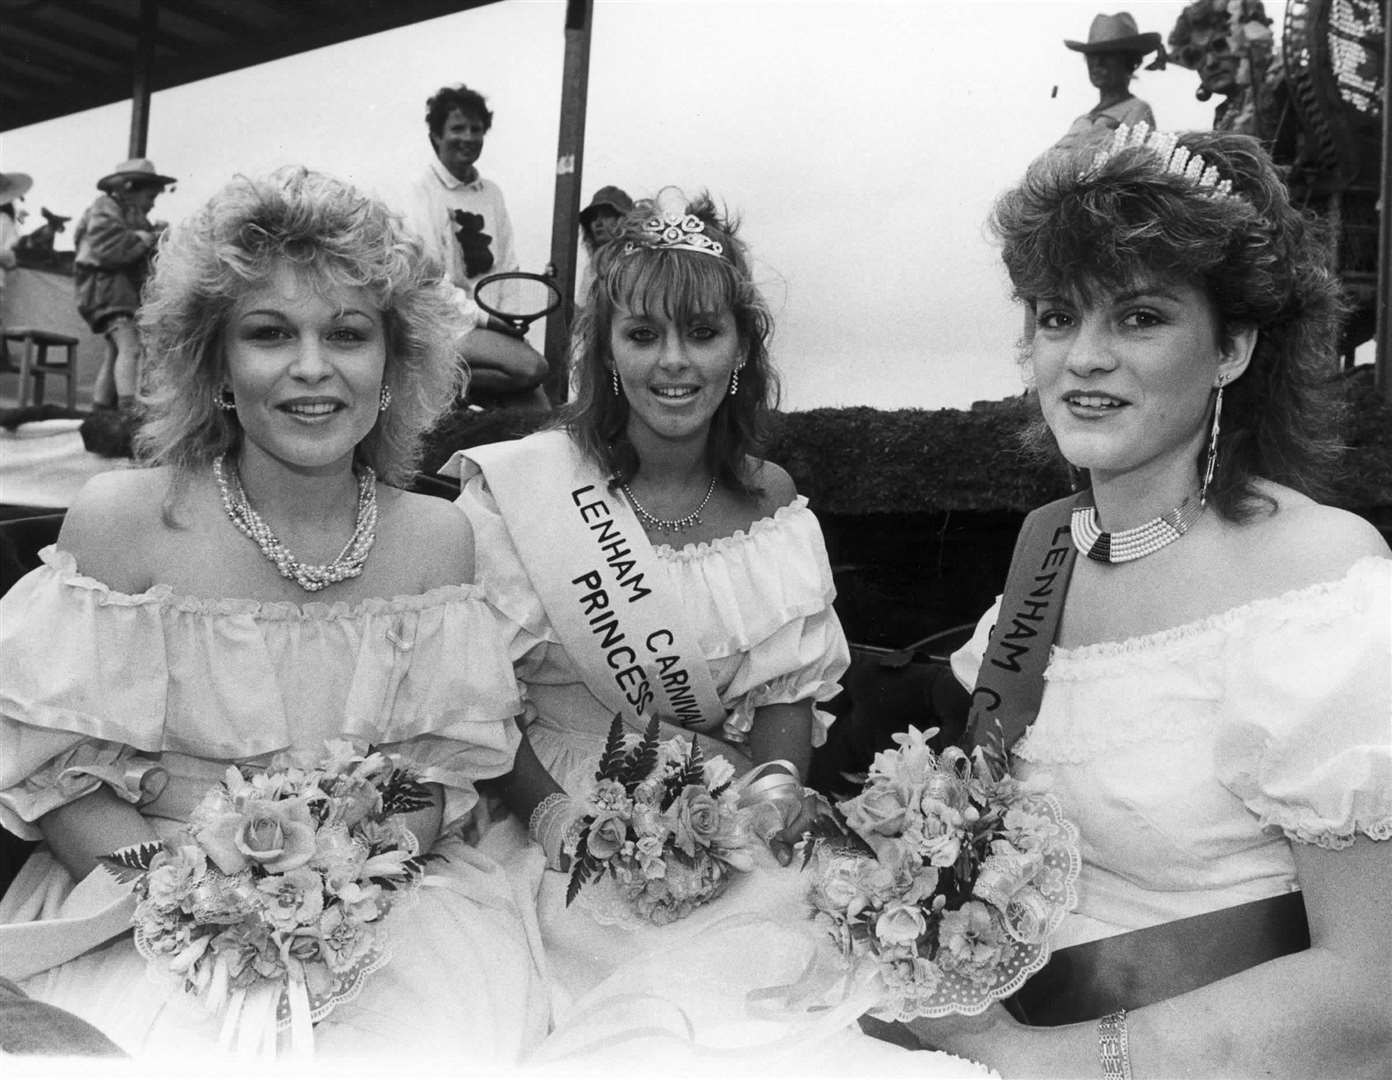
[73,158,174,436]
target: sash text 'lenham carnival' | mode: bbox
[566,484,707,727]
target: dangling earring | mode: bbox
[214,385,236,412]
[729,366,742,397]
[611,369,621,396]
[379,384,392,412]
[1200,376,1226,505]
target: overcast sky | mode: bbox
[3,0,1272,410]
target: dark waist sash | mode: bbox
[1008,891,1310,1025]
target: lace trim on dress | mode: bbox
[652,497,812,561]
[1252,805,1392,851]
[1049,556,1387,669]
[36,545,486,620]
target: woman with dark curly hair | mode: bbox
[896,127,1391,1077]
[445,187,856,1006]
[0,168,548,1061]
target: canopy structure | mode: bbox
[1,0,594,398]
[1,0,498,136]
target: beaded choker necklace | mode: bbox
[213,454,378,592]
[621,476,717,534]
[1070,497,1204,564]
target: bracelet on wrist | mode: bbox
[1098,1009,1133,1080]
[528,792,578,871]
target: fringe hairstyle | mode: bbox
[137,167,465,489]
[989,131,1347,521]
[559,190,779,494]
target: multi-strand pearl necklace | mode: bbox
[1070,497,1204,564]
[213,454,378,592]
[621,476,718,534]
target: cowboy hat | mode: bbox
[579,185,634,225]
[0,172,34,205]
[1065,12,1163,55]
[96,158,176,193]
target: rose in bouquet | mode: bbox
[100,739,440,1038]
[807,726,1079,1020]
[564,716,758,925]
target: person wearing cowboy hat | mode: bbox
[72,158,175,444]
[1054,12,1166,153]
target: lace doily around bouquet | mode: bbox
[872,792,1081,1021]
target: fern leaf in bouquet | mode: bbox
[565,833,603,906]
[678,738,706,790]
[596,713,629,781]
[619,715,661,789]
[97,841,164,883]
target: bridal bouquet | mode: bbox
[564,716,759,926]
[808,726,1079,1020]
[101,740,439,1040]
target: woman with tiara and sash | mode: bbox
[890,127,1391,1077]
[448,189,987,1075]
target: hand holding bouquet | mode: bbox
[809,726,1079,1020]
[101,740,440,1046]
[563,716,759,926]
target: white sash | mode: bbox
[450,431,727,735]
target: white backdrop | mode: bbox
[3,0,1269,410]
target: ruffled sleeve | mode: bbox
[1215,557,1392,849]
[449,453,554,675]
[0,546,525,837]
[667,500,850,747]
[0,554,168,838]
[949,597,1001,694]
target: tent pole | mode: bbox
[543,0,594,404]
[129,0,158,157]
[1375,0,1391,401]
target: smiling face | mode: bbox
[1031,277,1251,489]
[610,302,743,449]
[431,108,488,182]
[223,261,387,476]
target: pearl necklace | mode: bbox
[213,454,378,592]
[621,476,718,534]
[1070,497,1204,564]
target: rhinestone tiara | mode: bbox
[1084,122,1238,201]
[621,187,725,258]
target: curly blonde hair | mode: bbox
[137,167,465,487]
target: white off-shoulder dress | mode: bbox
[951,555,1392,950]
[459,472,991,1076]
[0,547,550,1065]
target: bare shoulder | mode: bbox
[1236,482,1389,586]
[745,458,798,515]
[376,488,476,586]
[58,467,178,587]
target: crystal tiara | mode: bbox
[621,188,726,258]
[1085,122,1238,201]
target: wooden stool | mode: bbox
[0,327,80,409]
